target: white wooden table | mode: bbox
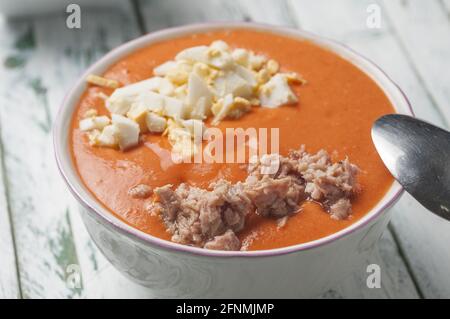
[0,0,449,299]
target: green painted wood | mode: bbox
[0,106,20,298]
[0,4,141,298]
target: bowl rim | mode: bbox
[54,21,413,258]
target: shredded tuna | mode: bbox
[250,146,360,219]
[329,198,352,220]
[276,216,289,229]
[203,229,241,251]
[149,146,360,250]
[153,181,252,250]
[245,175,305,218]
[128,184,153,199]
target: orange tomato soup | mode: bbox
[70,29,394,250]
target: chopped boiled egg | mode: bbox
[173,84,188,101]
[234,65,257,86]
[153,61,177,76]
[175,46,209,64]
[106,77,163,114]
[187,73,213,119]
[248,53,267,71]
[284,72,307,85]
[212,94,251,125]
[168,127,198,160]
[79,115,110,131]
[97,124,119,147]
[163,95,189,120]
[231,48,249,65]
[146,112,167,133]
[205,47,233,69]
[127,103,149,132]
[87,129,101,146]
[158,77,175,96]
[133,90,165,114]
[210,40,229,51]
[176,44,233,69]
[213,71,253,99]
[266,59,280,75]
[83,108,98,118]
[166,68,190,86]
[180,119,206,141]
[111,114,140,150]
[86,74,120,89]
[259,74,298,108]
[83,40,304,153]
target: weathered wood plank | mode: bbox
[290,0,450,298]
[443,0,450,12]
[289,0,446,127]
[331,231,419,298]
[137,0,419,298]
[137,0,299,29]
[0,88,20,298]
[137,0,245,32]
[69,209,157,298]
[388,194,450,298]
[380,0,450,298]
[383,0,450,126]
[0,18,84,298]
[234,0,299,26]
[0,4,145,298]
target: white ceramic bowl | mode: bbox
[54,22,413,298]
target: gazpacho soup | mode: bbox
[70,29,395,251]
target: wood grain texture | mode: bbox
[323,231,419,299]
[289,0,446,127]
[137,0,245,31]
[232,0,299,26]
[289,0,450,298]
[138,0,419,298]
[380,0,450,298]
[443,0,450,12]
[0,18,76,299]
[69,207,157,298]
[0,99,20,298]
[383,0,450,126]
[0,4,141,298]
[138,0,298,29]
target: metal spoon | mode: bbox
[372,114,450,221]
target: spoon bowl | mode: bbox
[372,114,450,220]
